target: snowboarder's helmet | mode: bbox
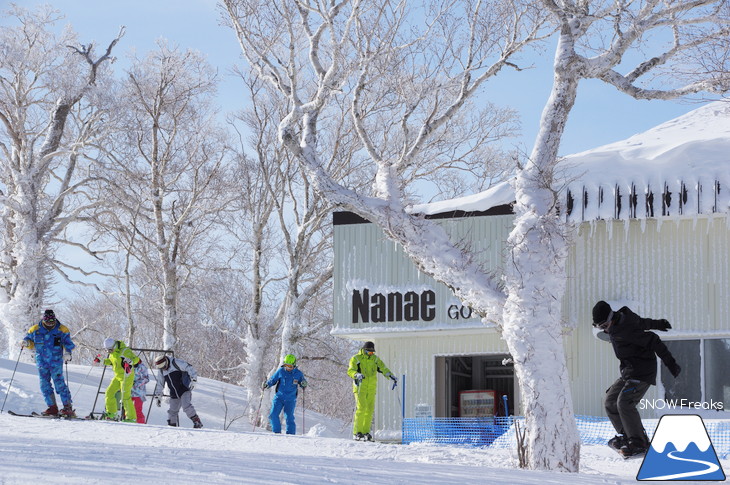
[283,354,296,365]
[592,301,613,326]
[155,355,170,369]
[362,341,375,352]
[103,337,116,350]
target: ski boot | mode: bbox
[41,404,59,416]
[191,415,203,429]
[354,432,364,441]
[364,433,373,442]
[167,419,179,427]
[101,412,117,421]
[59,404,76,418]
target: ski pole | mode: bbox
[1,346,24,413]
[72,364,95,401]
[252,389,265,432]
[90,360,108,419]
[301,387,305,435]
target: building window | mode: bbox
[661,339,730,412]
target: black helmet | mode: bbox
[592,301,613,327]
[362,341,375,352]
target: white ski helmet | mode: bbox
[103,337,116,351]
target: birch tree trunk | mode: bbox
[501,26,581,469]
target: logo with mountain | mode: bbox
[637,414,725,481]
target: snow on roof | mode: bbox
[562,100,730,222]
[409,180,514,216]
[411,101,730,221]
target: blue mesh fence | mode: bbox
[402,415,730,458]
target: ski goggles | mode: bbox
[283,364,294,369]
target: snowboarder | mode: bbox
[262,354,308,435]
[21,309,76,417]
[347,341,396,441]
[131,359,150,424]
[592,300,681,457]
[153,354,203,428]
[98,338,140,422]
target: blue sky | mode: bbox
[6,0,715,157]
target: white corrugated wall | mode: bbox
[566,215,730,416]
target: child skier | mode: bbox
[131,360,150,423]
[263,354,308,435]
[153,354,203,428]
[21,309,76,417]
[98,338,140,422]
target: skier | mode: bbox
[592,300,681,457]
[131,359,150,424]
[99,338,140,422]
[21,309,76,417]
[262,354,308,435]
[153,354,203,428]
[347,341,396,441]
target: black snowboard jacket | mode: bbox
[604,306,677,385]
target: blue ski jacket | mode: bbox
[265,366,307,402]
[24,321,75,368]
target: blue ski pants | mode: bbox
[38,362,71,407]
[269,395,297,434]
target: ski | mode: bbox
[7,410,88,421]
[7,410,35,418]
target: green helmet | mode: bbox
[283,354,296,365]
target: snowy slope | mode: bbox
[0,357,716,484]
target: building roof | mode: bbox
[410,101,730,222]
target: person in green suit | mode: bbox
[347,341,396,441]
[98,337,141,422]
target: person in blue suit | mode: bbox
[263,354,307,434]
[22,309,76,417]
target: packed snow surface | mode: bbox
[1,358,724,484]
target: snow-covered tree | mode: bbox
[94,41,230,351]
[224,0,729,471]
[0,5,122,355]
[502,0,728,469]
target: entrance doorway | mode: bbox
[434,354,515,418]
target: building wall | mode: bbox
[333,213,730,431]
[566,215,730,416]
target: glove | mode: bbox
[657,319,672,331]
[354,373,363,384]
[93,354,102,365]
[154,395,162,407]
[262,381,269,390]
[123,360,132,374]
[390,375,398,385]
[189,378,196,390]
[300,381,308,388]
[667,361,681,378]
[63,352,72,363]
[20,340,29,348]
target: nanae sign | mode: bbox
[350,287,474,324]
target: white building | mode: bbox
[332,102,730,436]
